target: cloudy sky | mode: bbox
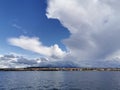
[0,0,120,68]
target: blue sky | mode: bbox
[1,0,120,68]
[0,0,69,57]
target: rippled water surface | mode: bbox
[0,71,120,90]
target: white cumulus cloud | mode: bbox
[46,0,120,61]
[8,36,67,59]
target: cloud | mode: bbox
[12,24,27,34]
[0,54,49,68]
[46,0,120,62]
[8,36,67,59]
[0,54,80,68]
[1,54,120,68]
[12,24,22,29]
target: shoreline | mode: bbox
[1,67,120,71]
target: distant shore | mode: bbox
[1,67,120,71]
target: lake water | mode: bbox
[0,71,120,90]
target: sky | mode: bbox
[1,0,120,68]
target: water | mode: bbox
[0,71,120,90]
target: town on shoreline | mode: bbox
[1,67,120,71]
